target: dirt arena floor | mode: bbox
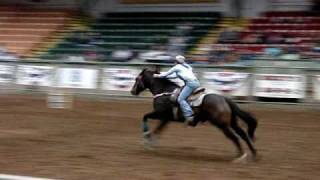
[0,95,319,180]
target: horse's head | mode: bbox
[131,68,157,95]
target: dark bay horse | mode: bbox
[131,68,258,162]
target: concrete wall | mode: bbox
[0,0,80,8]
[116,2,226,13]
[84,0,118,18]
[267,0,312,11]
[0,0,314,18]
[241,0,269,18]
[88,0,269,18]
[84,0,225,17]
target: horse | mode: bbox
[130,68,258,162]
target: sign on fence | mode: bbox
[16,65,53,86]
[313,75,320,101]
[102,68,139,91]
[56,68,98,89]
[202,71,251,97]
[0,65,14,83]
[47,88,73,109]
[254,74,306,99]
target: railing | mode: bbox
[0,59,319,104]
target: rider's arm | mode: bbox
[156,66,178,78]
[166,73,178,79]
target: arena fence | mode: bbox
[0,59,319,105]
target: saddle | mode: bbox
[170,87,206,107]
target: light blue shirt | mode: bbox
[158,63,198,83]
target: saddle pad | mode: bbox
[189,93,207,107]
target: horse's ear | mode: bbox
[141,68,147,74]
[154,65,160,74]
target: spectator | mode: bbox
[208,45,231,64]
[111,47,134,62]
[280,47,300,60]
[218,27,241,44]
[242,33,266,44]
[85,50,98,61]
[300,42,316,59]
[174,22,193,37]
[167,36,187,56]
[238,49,256,62]
[0,45,18,61]
[241,34,258,44]
[270,17,284,23]
[313,38,320,52]
[190,53,210,64]
[88,32,105,46]
[70,30,90,46]
[266,33,284,44]
[304,39,320,59]
[263,46,282,58]
[225,51,240,63]
[166,22,193,56]
[139,45,173,63]
[283,34,302,44]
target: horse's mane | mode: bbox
[157,78,179,88]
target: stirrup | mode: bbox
[184,116,194,127]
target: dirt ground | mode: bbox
[0,95,319,180]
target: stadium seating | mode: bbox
[0,5,74,58]
[185,10,320,64]
[245,12,318,52]
[198,11,320,59]
[43,12,221,61]
[121,0,215,4]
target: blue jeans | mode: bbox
[177,80,200,118]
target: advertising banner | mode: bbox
[202,71,251,97]
[102,68,139,91]
[0,64,15,83]
[56,68,98,89]
[16,65,53,86]
[313,75,320,101]
[254,74,306,99]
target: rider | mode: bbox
[153,55,200,125]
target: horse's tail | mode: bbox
[225,97,258,141]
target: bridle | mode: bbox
[137,75,145,90]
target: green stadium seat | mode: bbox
[43,12,220,61]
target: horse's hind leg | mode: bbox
[231,120,257,160]
[225,98,257,141]
[153,119,169,135]
[219,126,246,161]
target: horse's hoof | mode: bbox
[143,143,154,150]
[142,138,154,149]
[251,153,262,162]
[232,153,248,163]
[142,135,157,150]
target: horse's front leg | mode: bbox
[142,111,159,134]
[142,111,160,148]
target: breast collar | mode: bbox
[153,92,172,99]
